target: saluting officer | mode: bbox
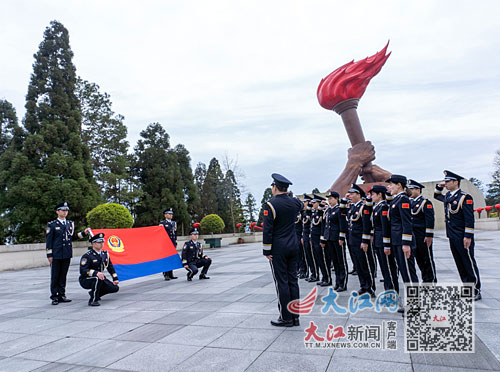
[46,202,88,305]
[311,194,328,286]
[434,170,481,300]
[320,191,348,291]
[302,194,318,282]
[160,208,178,281]
[295,205,307,279]
[368,185,399,295]
[79,233,119,306]
[408,179,437,283]
[182,229,212,280]
[386,175,418,286]
[341,184,376,297]
[263,173,303,327]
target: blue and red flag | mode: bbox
[92,226,182,281]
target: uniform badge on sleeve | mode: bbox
[466,200,473,204]
[402,203,410,209]
[81,258,87,266]
[46,227,50,235]
[264,210,268,216]
[427,204,433,209]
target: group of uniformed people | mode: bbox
[46,204,212,307]
[264,170,482,326]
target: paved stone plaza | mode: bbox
[0,230,500,372]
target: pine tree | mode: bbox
[0,100,22,155]
[257,187,273,225]
[312,187,320,194]
[244,193,257,223]
[201,158,224,217]
[486,150,500,205]
[222,169,245,233]
[194,162,206,200]
[76,78,131,204]
[1,21,99,243]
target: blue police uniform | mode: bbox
[434,170,481,298]
[301,199,318,281]
[295,210,308,278]
[160,210,178,280]
[263,174,303,327]
[46,202,87,304]
[182,230,212,280]
[320,192,348,290]
[341,184,376,295]
[386,175,419,285]
[369,186,399,293]
[79,233,119,306]
[408,180,437,283]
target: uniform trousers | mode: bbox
[327,240,348,289]
[348,239,376,292]
[186,258,212,276]
[80,277,119,302]
[374,245,399,292]
[303,235,317,279]
[311,234,324,281]
[50,258,71,300]
[297,236,308,276]
[414,227,437,283]
[392,244,419,284]
[269,251,299,322]
[448,235,481,294]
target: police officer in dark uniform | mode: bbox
[182,229,212,280]
[263,173,303,327]
[341,184,376,296]
[311,194,328,286]
[386,175,418,286]
[408,179,437,283]
[46,202,89,305]
[160,208,178,281]
[368,185,399,294]
[295,205,308,279]
[301,194,318,282]
[320,191,348,291]
[79,233,119,306]
[434,170,481,300]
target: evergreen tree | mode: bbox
[312,187,320,194]
[1,21,99,243]
[257,187,273,225]
[133,123,196,231]
[201,158,224,217]
[222,169,245,233]
[193,162,206,201]
[244,193,257,223]
[486,150,500,205]
[469,177,485,195]
[76,78,131,204]
[0,100,22,155]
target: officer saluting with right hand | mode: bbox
[263,173,303,327]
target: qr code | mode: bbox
[404,283,474,353]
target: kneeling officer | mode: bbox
[79,233,119,306]
[182,229,212,280]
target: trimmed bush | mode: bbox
[86,203,134,229]
[200,214,225,234]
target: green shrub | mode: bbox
[200,214,225,234]
[86,203,134,229]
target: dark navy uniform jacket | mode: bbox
[46,219,86,259]
[320,204,347,242]
[182,240,206,264]
[263,193,303,256]
[341,200,372,246]
[410,195,435,237]
[79,248,118,281]
[371,201,391,249]
[310,208,323,237]
[301,208,312,241]
[294,212,303,240]
[434,187,474,239]
[160,219,177,247]
[387,192,413,246]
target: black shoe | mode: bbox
[58,296,72,303]
[334,285,339,290]
[199,274,210,280]
[474,293,482,301]
[308,277,319,282]
[270,319,293,327]
[397,306,404,313]
[379,278,384,282]
[169,274,178,279]
[187,273,193,281]
[293,318,300,326]
[368,290,376,299]
[164,276,171,281]
[320,281,332,287]
[298,273,308,279]
[51,299,59,305]
[337,287,346,292]
[88,299,100,306]
[350,270,357,276]
[358,288,367,294]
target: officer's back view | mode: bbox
[263,173,303,327]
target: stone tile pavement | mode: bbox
[0,230,499,371]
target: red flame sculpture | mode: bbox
[193,222,200,228]
[495,204,500,211]
[236,223,242,228]
[318,42,391,110]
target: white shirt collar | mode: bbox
[449,189,460,197]
[57,218,66,224]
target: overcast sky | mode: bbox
[1,1,500,201]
